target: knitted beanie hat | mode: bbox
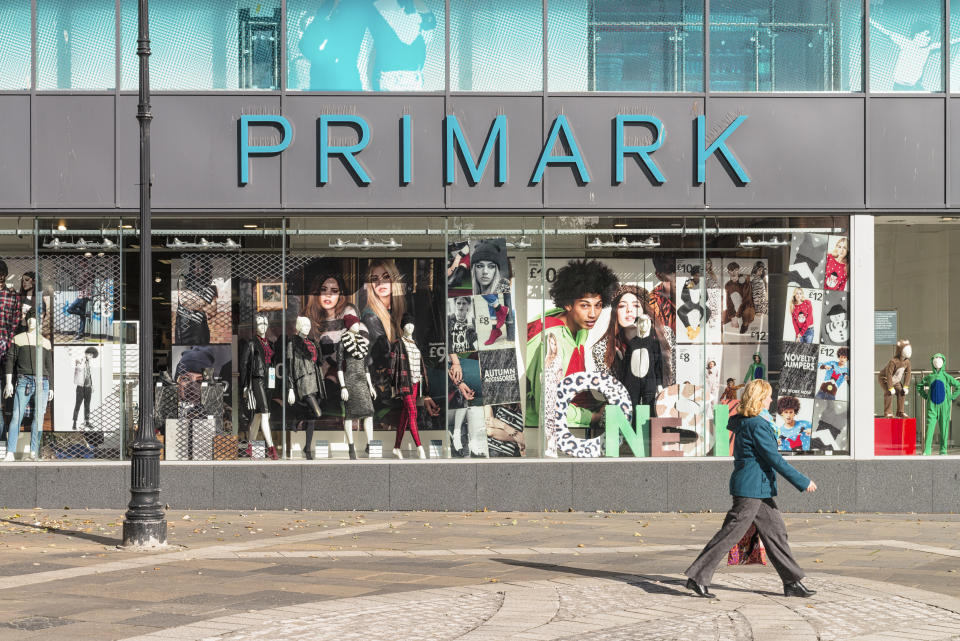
[471,240,507,276]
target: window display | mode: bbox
[918,353,960,456]
[129,216,852,461]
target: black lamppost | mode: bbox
[123,0,166,547]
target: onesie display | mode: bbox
[918,353,959,455]
[878,339,912,418]
[619,315,664,412]
[744,353,766,382]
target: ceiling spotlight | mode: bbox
[223,238,240,249]
[384,237,400,249]
[359,238,373,250]
[164,237,241,250]
[57,222,67,231]
[243,224,259,229]
[83,252,93,258]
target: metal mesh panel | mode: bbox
[0,253,126,461]
[231,253,311,460]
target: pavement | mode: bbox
[0,508,958,641]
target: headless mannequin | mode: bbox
[4,318,54,461]
[879,340,912,418]
[245,315,276,459]
[287,316,323,459]
[392,322,426,459]
[337,318,376,459]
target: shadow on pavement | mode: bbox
[0,518,120,547]
[492,559,780,597]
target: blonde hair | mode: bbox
[364,259,405,342]
[829,237,849,263]
[790,287,805,312]
[740,379,772,418]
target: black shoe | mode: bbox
[783,581,816,598]
[685,578,715,599]
[364,444,370,455]
[304,449,313,460]
[348,444,357,460]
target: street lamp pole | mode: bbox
[123,0,166,547]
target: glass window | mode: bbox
[450,0,542,91]
[0,0,31,90]
[952,2,960,92]
[287,0,445,92]
[531,216,850,459]
[37,0,115,90]
[874,219,959,455]
[710,0,863,92]
[869,0,943,92]
[121,0,282,91]
[548,0,704,92]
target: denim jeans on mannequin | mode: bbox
[7,376,50,455]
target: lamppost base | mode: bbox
[122,519,168,548]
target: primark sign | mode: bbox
[237,112,750,187]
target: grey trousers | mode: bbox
[685,496,804,586]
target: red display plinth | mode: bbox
[874,418,917,455]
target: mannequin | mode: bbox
[878,339,912,418]
[918,353,960,455]
[240,314,278,460]
[677,267,710,340]
[336,314,376,460]
[744,353,766,382]
[3,316,53,461]
[619,313,664,414]
[389,314,428,459]
[286,316,325,459]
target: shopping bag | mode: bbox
[727,523,767,565]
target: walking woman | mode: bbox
[684,379,818,599]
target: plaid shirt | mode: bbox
[0,288,22,363]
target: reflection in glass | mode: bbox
[121,0,282,90]
[869,0,944,92]
[450,0,542,91]
[287,0,444,91]
[37,0,115,90]
[710,0,862,92]
[548,0,704,92]
[0,0,31,90]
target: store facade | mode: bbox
[0,0,958,511]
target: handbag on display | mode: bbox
[727,524,767,566]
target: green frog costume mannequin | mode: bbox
[918,353,960,455]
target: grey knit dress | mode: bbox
[338,329,375,418]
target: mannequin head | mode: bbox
[895,339,912,360]
[636,313,652,338]
[933,354,945,370]
[295,316,311,337]
[255,314,269,338]
[401,313,415,337]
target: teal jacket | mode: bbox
[729,414,811,498]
